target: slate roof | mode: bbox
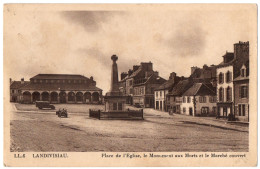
[129,67,142,78]
[19,83,102,91]
[155,78,179,91]
[30,74,89,80]
[233,60,249,82]
[233,76,249,82]
[10,81,30,89]
[133,73,166,87]
[169,79,194,96]
[183,83,216,96]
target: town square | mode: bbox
[10,103,248,152]
[5,4,255,158]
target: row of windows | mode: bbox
[182,96,216,103]
[218,71,232,84]
[183,97,191,103]
[32,79,88,84]
[155,91,163,97]
[218,85,247,102]
[182,107,217,114]
[218,87,232,102]
[11,90,21,94]
[218,68,247,84]
[134,87,145,95]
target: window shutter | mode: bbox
[246,86,248,98]
[230,88,232,101]
[222,74,224,83]
[239,86,242,98]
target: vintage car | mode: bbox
[56,109,68,118]
[35,101,55,110]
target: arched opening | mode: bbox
[59,92,66,103]
[41,92,49,101]
[92,92,99,102]
[23,91,31,103]
[50,92,58,102]
[76,92,83,102]
[84,92,91,103]
[32,92,40,102]
[68,92,75,102]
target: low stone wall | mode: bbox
[89,109,144,120]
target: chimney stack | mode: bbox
[120,72,128,80]
[21,78,24,84]
[133,65,140,72]
[191,66,198,75]
[169,72,176,80]
[128,69,133,76]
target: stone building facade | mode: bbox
[216,41,249,118]
[154,72,181,112]
[181,83,217,116]
[119,62,166,108]
[10,74,103,104]
[233,61,249,122]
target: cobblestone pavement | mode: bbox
[10,103,248,152]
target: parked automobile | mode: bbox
[56,108,68,118]
[134,103,142,108]
[35,101,55,110]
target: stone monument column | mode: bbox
[109,55,119,93]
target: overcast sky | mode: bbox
[4,4,256,93]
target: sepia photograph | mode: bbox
[3,3,257,167]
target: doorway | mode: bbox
[189,107,193,116]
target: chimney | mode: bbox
[191,66,198,75]
[203,64,208,69]
[120,72,128,80]
[133,65,140,72]
[90,76,94,81]
[21,78,24,84]
[128,69,133,76]
[153,71,159,77]
[141,62,153,71]
[234,41,249,61]
[169,72,176,80]
[10,78,12,85]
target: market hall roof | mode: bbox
[19,83,102,92]
[30,74,90,80]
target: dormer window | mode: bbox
[241,69,246,77]
[240,65,246,77]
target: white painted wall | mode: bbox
[216,65,234,102]
[181,96,194,116]
[154,90,168,111]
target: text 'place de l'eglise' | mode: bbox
[10,41,249,122]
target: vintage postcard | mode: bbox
[3,3,257,167]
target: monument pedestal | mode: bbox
[89,54,143,120]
